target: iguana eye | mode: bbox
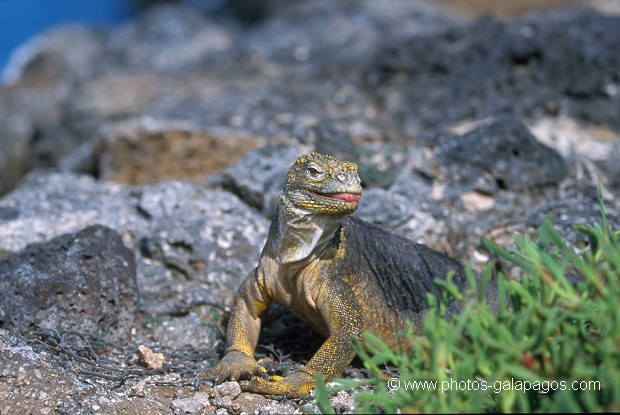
[305,164,324,179]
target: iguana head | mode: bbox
[283,152,362,215]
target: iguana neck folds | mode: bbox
[271,194,342,265]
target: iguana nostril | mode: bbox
[335,172,348,182]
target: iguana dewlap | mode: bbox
[212,152,465,397]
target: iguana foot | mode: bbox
[212,351,267,383]
[239,370,315,398]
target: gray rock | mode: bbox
[354,188,449,250]
[255,401,297,415]
[224,392,271,414]
[0,172,148,254]
[329,389,357,414]
[106,3,235,73]
[208,142,309,215]
[425,118,568,193]
[0,225,137,340]
[213,381,242,399]
[0,171,269,348]
[170,392,211,415]
[3,25,106,85]
[504,181,619,249]
[384,120,618,267]
[211,395,240,412]
[0,329,170,415]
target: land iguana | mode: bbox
[212,152,466,397]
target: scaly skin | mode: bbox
[212,152,466,397]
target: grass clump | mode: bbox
[317,186,619,413]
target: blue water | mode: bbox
[0,0,138,82]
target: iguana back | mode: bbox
[340,216,466,313]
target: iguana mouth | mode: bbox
[315,192,361,203]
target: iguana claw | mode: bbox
[212,350,266,383]
[239,371,315,398]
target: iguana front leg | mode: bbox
[212,269,272,382]
[242,277,363,397]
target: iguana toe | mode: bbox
[212,351,265,383]
[240,371,315,398]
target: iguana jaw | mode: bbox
[312,191,361,203]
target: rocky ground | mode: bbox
[0,1,619,414]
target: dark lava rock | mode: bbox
[0,225,138,340]
[367,8,620,133]
[428,118,568,192]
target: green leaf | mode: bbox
[314,374,336,415]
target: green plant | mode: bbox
[318,186,619,413]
